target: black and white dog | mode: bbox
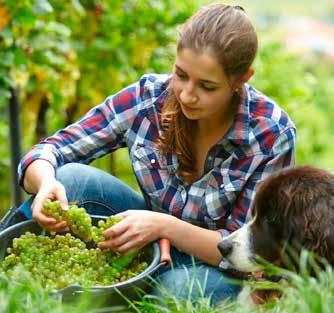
[218,165,334,303]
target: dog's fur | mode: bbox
[218,165,334,303]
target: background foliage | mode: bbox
[1,0,333,217]
[0,0,196,213]
[1,1,334,312]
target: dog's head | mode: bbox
[218,165,334,272]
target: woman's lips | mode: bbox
[181,103,199,111]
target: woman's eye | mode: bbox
[174,72,216,91]
[201,85,216,92]
[175,72,187,80]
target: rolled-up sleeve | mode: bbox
[18,78,146,188]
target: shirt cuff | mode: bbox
[217,228,232,238]
[18,145,60,191]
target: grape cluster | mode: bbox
[1,232,148,291]
[64,206,94,242]
[43,199,63,222]
[43,199,121,243]
[91,217,122,243]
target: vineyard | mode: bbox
[1,1,334,311]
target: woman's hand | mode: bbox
[31,178,69,232]
[98,210,168,253]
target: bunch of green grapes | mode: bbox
[91,216,122,243]
[42,200,121,243]
[43,199,93,242]
[63,205,94,242]
[1,232,148,291]
[43,199,64,222]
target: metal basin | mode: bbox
[0,216,164,304]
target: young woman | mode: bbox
[4,4,296,304]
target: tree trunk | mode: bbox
[9,88,24,206]
[35,95,50,142]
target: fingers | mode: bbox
[98,234,145,253]
[32,199,57,225]
[98,218,147,253]
[99,225,133,248]
[31,180,69,230]
[103,219,129,239]
[98,231,135,250]
[115,211,131,218]
[55,182,69,211]
[114,240,143,253]
[98,219,134,251]
[48,221,69,232]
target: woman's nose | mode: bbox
[179,84,197,104]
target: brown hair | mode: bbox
[159,4,258,183]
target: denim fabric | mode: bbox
[19,163,241,304]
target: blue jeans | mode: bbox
[19,163,241,304]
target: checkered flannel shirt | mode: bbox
[18,74,296,237]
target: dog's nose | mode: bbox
[218,240,233,257]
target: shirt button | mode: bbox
[181,189,187,201]
[150,159,156,164]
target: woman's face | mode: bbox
[172,48,236,125]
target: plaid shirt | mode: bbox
[18,74,296,237]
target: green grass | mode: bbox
[1,252,334,313]
[128,256,334,313]
[0,269,131,313]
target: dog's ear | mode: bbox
[325,232,334,263]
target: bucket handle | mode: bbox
[135,238,171,279]
[159,238,171,266]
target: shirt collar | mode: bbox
[225,84,250,146]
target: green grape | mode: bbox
[1,231,149,291]
[42,200,121,244]
[43,199,64,222]
[63,205,93,242]
[2,200,150,290]
[91,215,122,243]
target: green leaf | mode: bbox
[0,73,14,87]
[43,21,71,37]
[13,48,27,67]
[0,51,14,67]
[0,88,11,107]
[71,0,85,16]
[41,50,67,67]
[15,7,37,26]
[32,0,54,15]
[0,28,14,47]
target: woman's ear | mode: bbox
[231,68,254,91]
[239,68,254,85]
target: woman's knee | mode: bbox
[56,163,112,198]
[55,163,108,206]
[152,266,241,305]
[55,162,146,213]
[56,163,91,187]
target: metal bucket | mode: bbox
[0,216,165,305]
